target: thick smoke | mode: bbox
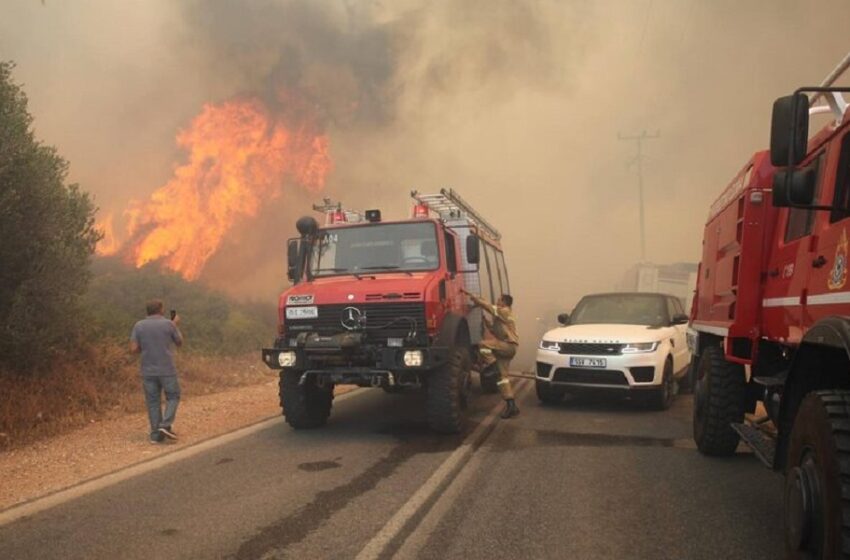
[4,0,850,363]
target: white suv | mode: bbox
[535,292,690,409]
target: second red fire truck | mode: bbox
[690,53,850,558]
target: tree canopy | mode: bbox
[0,61,100,371]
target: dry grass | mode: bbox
[0,342,275,451]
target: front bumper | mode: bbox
[535,347,667,390]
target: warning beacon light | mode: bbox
[365,209,382,222]
[413,203,429,219]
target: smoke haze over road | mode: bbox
[3,0,850,359]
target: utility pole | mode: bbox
[618,130,660,262]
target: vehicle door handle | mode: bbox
[812,255,828,268]
[768,268,780,278]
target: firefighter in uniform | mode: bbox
[462,289,520,419]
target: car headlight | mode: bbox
[539,340,560,351]
[621,342,658,354]
[403,350,423,367]
[277,351,297,367]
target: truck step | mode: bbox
[752,373,787,387]
[731,422,776,469]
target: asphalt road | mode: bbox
[0,382,784,560]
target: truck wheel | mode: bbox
[646,360,675,410]
[279,370,333,429]
[693,344,745,456]
[480,363,500,394]
[784,391,850,560]
[426,345,471,434]
[536,381,565,405]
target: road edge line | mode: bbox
[0,388,365,527]
[355,380,529,560]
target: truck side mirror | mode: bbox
[466,235,480,264]
[287,239,300,282]
[671,313,689,325]
[772,166,818,207]
[770,93,809,167]
[557,313,570,325]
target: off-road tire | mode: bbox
[646,360,676,410]
[426,346,471,434]
[280,370,333,429]
[480,363,500,394]
[784,391,850,560]
[693,344,745,456]
[536,380,565,405]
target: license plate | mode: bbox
[569,357,606,368]
[286,306,318,319]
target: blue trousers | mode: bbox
[142,376,181,438]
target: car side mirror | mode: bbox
[770,92,809,167]
[671,313,689,325]
[287,239,300,282]
[557,313,570,325]
[772,165,817,207]
[466,234,480,264]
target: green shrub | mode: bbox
[0,61,100,372]
[85,257,276,355]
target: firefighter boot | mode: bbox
[501,398,520,419]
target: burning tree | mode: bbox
[99,93,332,281]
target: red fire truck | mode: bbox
[261,189,510,433]
[690,53,850,558]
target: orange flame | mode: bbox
[95,212,120,256]
[108,95,331,280]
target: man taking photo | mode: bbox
[130,300,184,444]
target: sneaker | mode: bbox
[158,426,178,440]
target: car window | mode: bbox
[479,239,495,301]
[496,251,510,293]
[571,294,668,326]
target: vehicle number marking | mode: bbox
[286,306,318,319]
[569,357,607,368]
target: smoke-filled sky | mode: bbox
[3,0,850,360]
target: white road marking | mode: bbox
[0,389,366,527]
[355,379,529,560]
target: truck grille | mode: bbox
[285,303,427,343]
[559,343,624,355]
[552,368,628,386]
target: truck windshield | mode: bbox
[571,294,668,326]
[309,222,440,277]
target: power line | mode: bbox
[618,130,660,262]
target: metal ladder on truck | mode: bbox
[410,188,501,345]
[410,188,501,242]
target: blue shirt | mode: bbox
[130,315,183,377]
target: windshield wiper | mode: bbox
[314,267,370,279]
[358,265,413,276]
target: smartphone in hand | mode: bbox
[170,309,177,320]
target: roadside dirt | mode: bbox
[0,381,354,511]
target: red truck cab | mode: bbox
[262,189,509,434]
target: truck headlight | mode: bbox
[539,340,560,351]
[621,342,658,354]
[403,350,423,367]
[277,351,297,367]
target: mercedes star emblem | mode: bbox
[341,306,363,330]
